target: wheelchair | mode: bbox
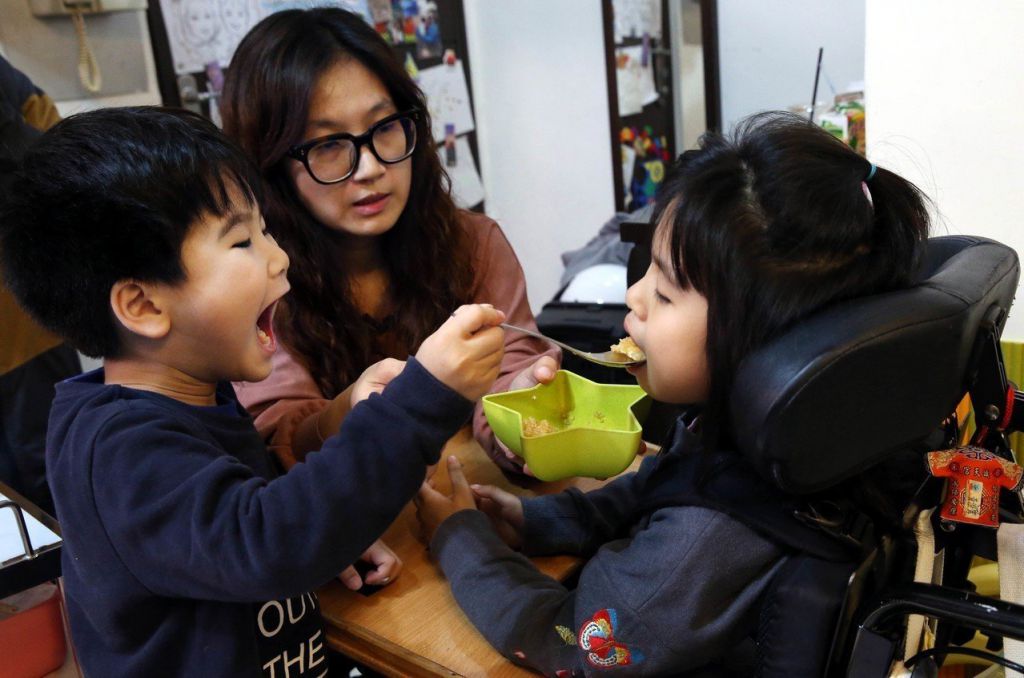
[730,235,1024,676]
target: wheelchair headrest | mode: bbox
[731,236,1020,494]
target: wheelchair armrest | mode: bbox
[847,582,1024,675]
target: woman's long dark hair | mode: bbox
[221,8,475,396]
[653,111,931,451]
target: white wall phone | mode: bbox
[28,0,148,93]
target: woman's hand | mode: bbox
[349,357,406,408]
[507,355,558,391]
[414,455,478,542]
[498,355,560,474]
[301,358,406,453]
[471,483,525,549]
[416,304,505,401]
[496,441,531,476]
[338,539,402,590]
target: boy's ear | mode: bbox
[109,280,171,340]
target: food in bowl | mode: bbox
[610,337,645,361]
[522,416,559,436]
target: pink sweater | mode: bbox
[234,211,559,473]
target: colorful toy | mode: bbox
[620,125,672,209]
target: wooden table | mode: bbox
[319,428,640,677]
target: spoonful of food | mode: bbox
[500,323,646,368]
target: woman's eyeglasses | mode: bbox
[286,110,420,185]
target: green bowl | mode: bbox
[482,370,650,481]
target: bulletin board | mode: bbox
[144,0,484,209]
[604,0,675,214]
[602,0,720,212]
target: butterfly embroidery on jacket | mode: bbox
[577,608,644,668]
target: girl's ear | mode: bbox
[109,280,171,341]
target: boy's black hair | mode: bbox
[0,106,264,358]
[652,111,930,451]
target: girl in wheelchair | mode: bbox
[416,111,931,676]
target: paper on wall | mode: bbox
[261,0,369,15]
[159,0,371,75]
[416,61,476,142]
[616,44,658,116]
[160,0,259,74]
[620,142,637,207]
[613,0,662,43]
[442,136,485,208]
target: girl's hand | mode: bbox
[338,539,402,590]
[414,455,478,542]
[507,355,558,392]
[350,358,406,407]
[416,304,505,401]
[471,483,525,549]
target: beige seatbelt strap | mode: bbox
[904,509,942,664]
[999,521,1024,676]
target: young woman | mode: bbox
[221,8,557,473]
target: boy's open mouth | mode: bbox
[256,300,279,351]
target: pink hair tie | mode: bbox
[861,163,876,206]
[861,181,874,206]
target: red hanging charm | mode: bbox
[927,446,1023,528]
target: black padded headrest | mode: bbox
[731,236,1020,494]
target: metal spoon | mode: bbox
[500,323,645,368]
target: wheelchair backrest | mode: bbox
[730,236,1020,494]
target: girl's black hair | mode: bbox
[0,106,263,358]
[653,111,930,450]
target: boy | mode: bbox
[0,106,505,676]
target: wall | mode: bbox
[865,0,1024,339]
[670,0,707,151]
[3,1,600,314]
[0,6,160,115]
[463,1,870,310]
[53,10,161,117]
[2,2,881,321]
[463,0,616,311]
[717,0,865,132]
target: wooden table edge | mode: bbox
[326,623,463,678]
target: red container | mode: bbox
[0,582,67,678]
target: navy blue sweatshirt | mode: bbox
[46,358,470,677]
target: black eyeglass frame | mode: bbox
[286,109,421,185]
